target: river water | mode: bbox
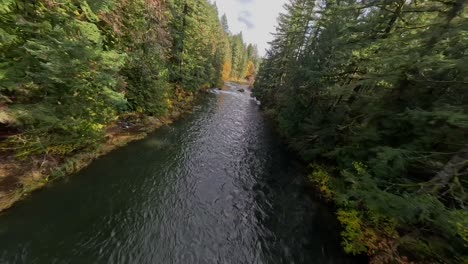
[0,84,357,263]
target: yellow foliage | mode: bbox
[244,60,256,77]
[308,164,334,200]
[91,123,104,131]
[337,208,403,263]
[222,61,232,81]
[337,209,369,254]
[46,144,77,155]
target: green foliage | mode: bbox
[105,0,171,115]
[337,209,368,254]
[1,1,126,155]
[0,0,244,157]
[308,164,335,200]
[169,0,222,89]
[255,0,468,262]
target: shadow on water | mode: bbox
[0,84,363,264]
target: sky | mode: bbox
[215,0,288,57]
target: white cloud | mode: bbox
[215,0,288,56]
[238,10,254,29]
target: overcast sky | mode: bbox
[215,0,288,56]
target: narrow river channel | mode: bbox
[0,84,357,263]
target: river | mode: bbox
[0,83,357,263]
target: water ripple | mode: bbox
[0,85,358,264]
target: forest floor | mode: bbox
[0,94,197,213]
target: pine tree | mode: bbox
[221,13,230,34]
[0,0,243,156]
[255,0,468,262]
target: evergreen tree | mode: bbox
[221,13,230,34]
[168,0,228,89]
[230,33,251,80]
[0,0,244,156]
[1,1,126,155]
[255,0,468,262]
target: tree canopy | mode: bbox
[0,0,256,157]
[254,0,468,262]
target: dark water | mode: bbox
[0,84,356,263]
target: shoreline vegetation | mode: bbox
[0,1,259,213]
[0,91,195,212]
[0,81,245,213]
[254,0,467,263]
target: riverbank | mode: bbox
[0,82,356,263]
[0,91,199,213]
[257,108,404,263]
[257,106,462,264]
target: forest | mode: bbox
[0,0,259,158]
[254,0,467,263]
[1,0,467,263]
